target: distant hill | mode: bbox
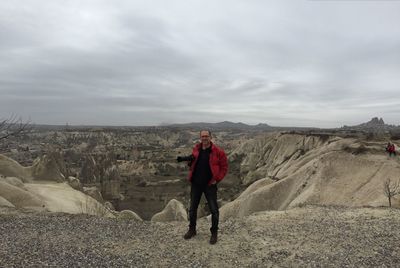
[167,121,273,131]
[354,117,385,128]
[342,117,397,131]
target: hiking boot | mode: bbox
[209,231,218,245]
[183,227,196,240]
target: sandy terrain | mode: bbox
[1,205,400,267]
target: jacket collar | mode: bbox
[196,141,214,151]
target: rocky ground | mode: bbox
[1,205,400,267]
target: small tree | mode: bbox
[0,115,31,141]
[383,178,400,207]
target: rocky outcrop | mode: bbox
[0,154,32,182]
[24,183,114,217]
[0,196,15,208]
[68,176,82,190]
[104,201,115,210]
[342,117,398,131]
[366,117,385,126]
[151,199,187,222]
[117,210,143,221]
[83,186,104,203]
[0,153,117,217]
[30,150,66,182]
[0,181,44,208]
[2,176,26,189]
[220,133,400,221]
[230,133,333,185]
[0,152,67,183]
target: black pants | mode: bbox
[188,184,219,232]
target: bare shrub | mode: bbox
[383,178,400,207]
[0,115,31,141]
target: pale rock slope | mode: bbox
[0,154,113,217]
[29,150,67,182]
[25,182,113,217]
[116,210,143,221]
[0,151,66,183]
[221,133,400,220]
[0,154,32,182]
[151,199,187,222]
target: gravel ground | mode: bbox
[1,206,400,267]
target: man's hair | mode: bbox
[200,129,212,137]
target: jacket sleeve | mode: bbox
[187,154,195,167]
[216,150,228,182]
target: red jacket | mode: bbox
[188,142,228,186]
[389,144,396,153]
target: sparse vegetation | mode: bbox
[342,144,368,155]
[0,115,31,141]
[383,178,400,207]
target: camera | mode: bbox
[176,155,195,162]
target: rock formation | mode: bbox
[30,149,67,182]
[0,180,43,208]
[2,176,26,189]
[0,196,14,208]
[117,210,143,221]
[83,186,104,203]
[0,154,32,182]
[68,176,82,190]
[0,153,113,217]
[230,132,330,185]
[151,199,187,222]
[219,133,400,221]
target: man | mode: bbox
[386,142,396,157]
[179,130,228,244]
[389,143,396,157]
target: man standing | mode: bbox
[386,142,396,157]
[179,130,228,244]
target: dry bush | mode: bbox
[342,144,368,155]
[0,115,31,141]
[383,178,400,207]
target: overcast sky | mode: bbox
[1,0,400,128]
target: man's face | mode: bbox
[200,130,211,146]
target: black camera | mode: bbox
[176,155,195,162]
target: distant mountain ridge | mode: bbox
[31,118,398,132]
[167,121,273,130]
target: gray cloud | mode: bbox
[1,0,400,127]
